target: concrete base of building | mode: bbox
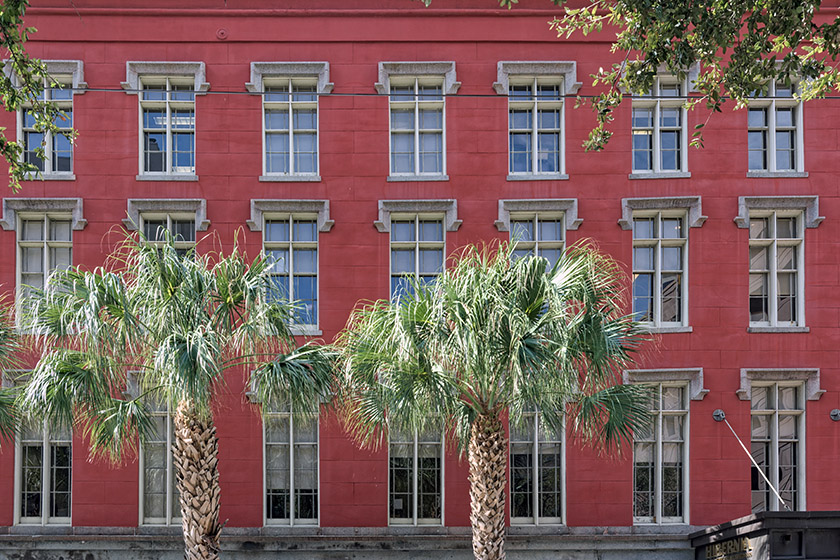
[0,526,696,560]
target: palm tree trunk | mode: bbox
[173,400,223,560]
[468,413,507,560]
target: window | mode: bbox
[390,215,444,301]
[16,414,71,525]
[509,212,565,267]
[264,405,319,525]
[139,78,196,175]
[123,62,208,179]
[263,215,318,326]
[631,77,688,175]
[750,383,804,512]
[141,213,196,256]
[633,384,687,524]
[21,79,73,175]
[12,60,84,179]
[389,78,445,176]
[748,211,804,327]
[509,411,563,525]
[17,215,72,297]
[376,62,458,180]
[748,82,803,174]
[261,79,318,177]
[632,212,687,327]
[507,78,564,176]
[140,398,181,525]
[389,426,443,525]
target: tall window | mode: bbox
[509,213,565,267]
[263,216,318,326]
[263,79,318,177]
[140,78,195,175]
[509,411,563,525]
[632,213,687,327]
[17,216,72,297]
[389,427,443,525]
[389,78,445,176]
[633,384,687,524]
[749,212,803,327]
[141,213,196,256]
[508,78,563,176]
[264,405,319,525]
[751,384,803,512]
[18,416,71,525]
[21,77,73,175]
[141,398,180,525]
[748,82,801,173]
[390,215,444,300]
[632,78,687,174]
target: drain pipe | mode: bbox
[712,409,792,512]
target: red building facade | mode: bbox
[1,1,839,558]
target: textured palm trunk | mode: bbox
[468,413,507,560]
[173,400,223,560]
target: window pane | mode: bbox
[419,220,443,242]
[391,221,415,242]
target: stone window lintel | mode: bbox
[619,196,706,230]
[374,62,460,95]
[245,62,334,94]
[246,199,334,233]
[3,59,86,94]
[623,368,708,401]
[492,61,582,95]
[121,61,210,94]
[737,368,823,401]
[122,199,210,231]
[495,199,582,232]
[734,196,824,229]
[374,200,461,233]
[0,198,87,231]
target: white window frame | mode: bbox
[14,212,73,292]
[7,60,85,181]
[748,383,805,513]
[121,62,208,181]
[388,428,444,526]
[620,197,706,333]
[747,81,806,177]
[262,213,320,330]
[15,426,72,526]
[262,407,320,527]
[387,213,445,302]
[375,62,459,181]
[12,373,72,527]
[747,210,805,329]
[735,196,822,333]
[374,200,460,301]
[246,63,332,182]
[509,412,565,525]
[737,368,822,514]
[138,401,181,526]
[623,368,706,526]
[247,199,333,336]
[494,62,580,181]
[632,382,689,524]
[138,212,198,253]
[630,74,692,178]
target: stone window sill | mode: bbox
[136,174,199,182]
[628,172,691,180]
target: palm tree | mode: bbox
[17,233,333,560]
[336,241,650,560]
[0,299,21,442]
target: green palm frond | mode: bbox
[17,229,332,461]
[336,239,651,455]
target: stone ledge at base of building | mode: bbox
[0,527,697,560]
